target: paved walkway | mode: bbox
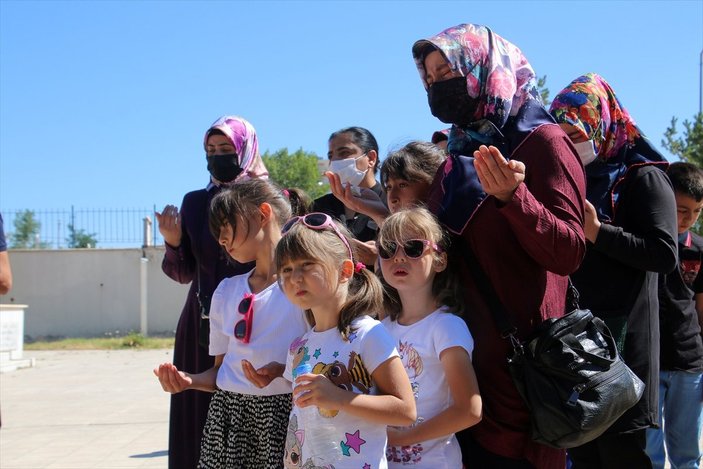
[0,349,686,469]
[0,349,173,469]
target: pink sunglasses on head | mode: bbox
[281,212,354,261]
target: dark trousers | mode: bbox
[457,429,535,469]
[568,429,652,469]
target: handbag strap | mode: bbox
[461,240,519,343]
[196,266,209,319]
[566,278,581,310]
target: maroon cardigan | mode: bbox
[432,124,586,468]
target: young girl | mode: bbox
[153,178,309,469]
[378,208,481,468]
[274,212,416,469]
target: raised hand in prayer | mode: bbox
[473,145,526,203]
[325,171,389,226]
[155,204,182,247]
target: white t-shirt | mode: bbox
[382,307,474,468]
[283,315,398,469]
[209,270,309,395]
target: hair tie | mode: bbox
[354,262,365,273]
[282,189,290,198]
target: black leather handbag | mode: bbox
[464,245,644,448]
[506,305,644,448]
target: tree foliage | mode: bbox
[662,113,703,165]
[536,75,550,107]
[262,148,328,200]
[66,223,98,248]
[10,209,48,249]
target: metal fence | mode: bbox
[1,207,164,249]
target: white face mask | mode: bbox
[328,155,368,187]
[573,140,598,166]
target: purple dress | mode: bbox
[162,185,252,469]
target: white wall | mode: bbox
[0,247,189,339]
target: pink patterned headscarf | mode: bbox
[413,23,539,130]
[204,115,268,181]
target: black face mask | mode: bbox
[206,154,242,183]
[427,76,479,126]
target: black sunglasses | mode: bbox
[378,239,441,260]
[234,293,254,343]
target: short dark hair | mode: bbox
[431,130,449,144]
[381,141,446,187]
[328,127,380,174]
[667,162,703,201]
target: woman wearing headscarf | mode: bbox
[155,115,267,469]
[411,24,587,468]
[550,74,678,468]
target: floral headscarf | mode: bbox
[550,73,667,220]
[412,24,553,233]
[204,115,268,182]
[549,73,645,162]
[413,23,544,156]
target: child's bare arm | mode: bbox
[153,355,223,393]
[294,356,416,426]
[387,346,482,446]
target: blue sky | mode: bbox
[1,0,701,217]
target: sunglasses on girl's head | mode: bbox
[378,239,441,260]
[234,293,254,343]
[281,212,354,261]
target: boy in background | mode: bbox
[646,161,703,469]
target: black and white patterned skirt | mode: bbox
[198,389,292,469]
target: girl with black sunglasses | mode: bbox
[378,207,482,468]
[154,178,310,469]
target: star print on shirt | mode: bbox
[341,441,351,456]
[348,331,358,343]
[343,429,365,454]
[363,464,371,469]
[313,348,321,359]
[333,351,339,358]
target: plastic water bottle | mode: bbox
[293,363,342,465]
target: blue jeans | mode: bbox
[646,370,703,469]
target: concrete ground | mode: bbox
[0,349,173,469]
[0,349,689,469]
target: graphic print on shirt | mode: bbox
[312,351,372,417]
[681,258,701,286]
[287,324,386,468]
[284,414,304,469]
[284,414,336,469]
[290,336,311,371]
[387,340,426,465]
[398,340,423,399]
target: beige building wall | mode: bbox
[0,247,189,339]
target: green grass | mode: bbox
[24,333,174,350]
